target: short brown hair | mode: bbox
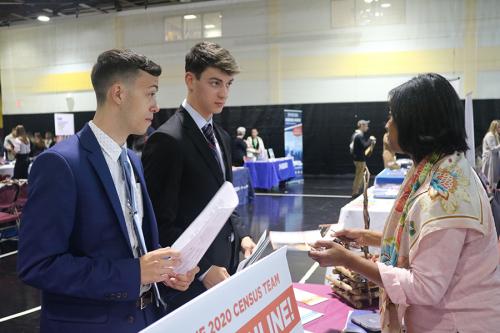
[91,49,162,106]
[185,41,239,78]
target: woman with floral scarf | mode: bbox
[309,73,500,332]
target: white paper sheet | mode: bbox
[171,181,238,274]
[298,306,323,324]
[269,230,323,251]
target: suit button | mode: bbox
[127,315,135,324]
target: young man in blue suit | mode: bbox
[17,49,199,333]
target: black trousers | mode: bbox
[14,153,30,179]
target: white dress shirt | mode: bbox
[89,121,144,256]
[89,121,149,294]
[182,99,226,179]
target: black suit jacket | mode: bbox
[142,107,249,307]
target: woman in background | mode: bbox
[309,73,500,332]
[13,125,31,179]
[481,119,500,192]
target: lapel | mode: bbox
[213,123,231,181]
[127,151,157,250]
[77,123,133,255]
[179,108,224,185]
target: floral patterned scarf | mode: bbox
[379,152,441,332]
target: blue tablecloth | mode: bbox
[374,168,408,199]
[374,168,406,185]
[232,167,254,205]
[244,157,296,190]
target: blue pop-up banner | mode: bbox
[284,109,303,179]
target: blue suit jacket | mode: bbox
[18,124,164,333]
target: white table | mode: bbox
[336,187,396,233]
[0,163,15,177]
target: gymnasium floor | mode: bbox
[0,176,355,332]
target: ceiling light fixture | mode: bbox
[381,3,391,8]
[184,14,197,20]
[204,24,215,29]
[37,15,50,22]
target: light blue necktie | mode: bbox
[119,148,165,309]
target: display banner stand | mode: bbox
[141,247,303,333]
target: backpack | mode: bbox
[349,131,360,154]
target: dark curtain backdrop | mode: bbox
[4,99,500,175]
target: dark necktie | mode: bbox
[202,123,223,172]
[119,148,165,308]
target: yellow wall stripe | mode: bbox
[34,71,92,93]
[29,47,500,94]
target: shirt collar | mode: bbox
[182,99,212,130]
[88,121,126,162]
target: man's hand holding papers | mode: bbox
[139,247,181,285]
[140,247,200,291]
[241,236,257,258]
[163,266,200,291]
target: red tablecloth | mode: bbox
[293,282,354,332]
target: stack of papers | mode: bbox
[170,182,238,274]
[236,229,270,272]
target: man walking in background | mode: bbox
[350,119,376,198]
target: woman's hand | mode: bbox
[333,229,382,248]
[308,240,352,267]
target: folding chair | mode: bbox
[0,183,20,242]
[14,181,28,211]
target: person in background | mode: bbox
[31,132,46,158]
[246,128,266,160]
[44,131,55,148]
[382,130,398,169]
[232,126,247,166]
[3,127,17,161]
[142,41,255,312]
[350,119,376,198]
[481,119,500,192]
[13,125,31,179]
[309,73,500,333]
[18,49,198,333]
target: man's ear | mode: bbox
[108,82,125,105]
[185,72,194,91]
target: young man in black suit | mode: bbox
[142,41,256,311]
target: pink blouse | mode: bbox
[378,227,500,332]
